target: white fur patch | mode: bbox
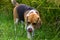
[27,32,31,39]
[26,10,37,16]
[27,24,34,31]
[11,0,13,4]
[27,24,34,40]
[14,18,19,24]
[29,10,36,14]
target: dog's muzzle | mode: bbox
[28,28,32,32]
[27,24,34,33]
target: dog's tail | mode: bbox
[11,0,19,6]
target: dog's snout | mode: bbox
[28,28,32,32]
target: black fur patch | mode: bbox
[16,4,33,21]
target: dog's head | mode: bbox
[25,10,42,33]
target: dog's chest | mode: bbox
[16,4,33,21]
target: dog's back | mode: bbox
[16,4,33,21]
[11,0,33,21]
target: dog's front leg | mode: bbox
[27,32,31,39]
[25,23,27,29]
[24,18,27,30]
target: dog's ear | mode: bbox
[24,10,30,22]
[36,17,42,29]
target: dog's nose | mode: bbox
[28,28,32,32]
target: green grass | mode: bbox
[0,12,60,40]
[0,0,60,40]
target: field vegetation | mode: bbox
[0,0,60,40]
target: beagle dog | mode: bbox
[11,0,42,39]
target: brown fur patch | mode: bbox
[27,12,41,28]
[27,13,39,23]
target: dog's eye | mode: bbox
[32,23,37,25]
[27,22,30,24]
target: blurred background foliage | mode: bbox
[0,0,60,40]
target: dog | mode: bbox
[11,0,42,39]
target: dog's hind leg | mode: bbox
[14,18,19,24]
[13,7,19,24]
